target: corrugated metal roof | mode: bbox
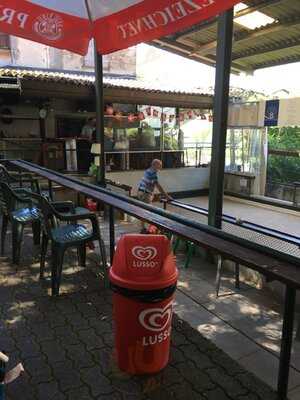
[0,67,213,97]
[153,0,300,73]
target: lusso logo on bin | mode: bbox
[131,246,159,268]
[139,302,173,346]
[139,302,173,332]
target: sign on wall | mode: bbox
[264,100,279,127]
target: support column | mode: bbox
[278,286,296,399]
[208,9,234,229]
[94,44,105,186]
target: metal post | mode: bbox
[48,179,53,200]
[208,9,234,229]
[109,205,115,263]
[94,43,105,187]
[278,286,296,399]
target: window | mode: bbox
[0,33,10,49]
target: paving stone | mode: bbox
[54,326,80,345]
[102,332,114,347]
[47,313,67,328]
[81,366,112,396]
[40,340,66,363]
[206,368,248,397]
[210,349,246,376]
[181,344,213,369]
[89,317,112,335]
[204,387,232,400]
[36,381,63,400]
[0,335,17,352]
[76,302,98,317]
[77,327,105,350]
[66,314,90,329]
[237,372,279,400]
[55,299,78,315]
[52,361,82,391]
[66,386,93,400]
[6,374,37,400]
[30,321,55,342]
[171,331,190,347]
[171,383,206,400]
[23,355,52,380]
[177,360,214,391]
[65,343,95,368]
[16,337,41,359]
[161,365,182,386]
[238,394,260,400]
[169,347,186,365]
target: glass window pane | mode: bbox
[137,105,162,151]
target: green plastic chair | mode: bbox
[0,182,41,264]
[0,164,40,194]
[173,237,195,269]
[30,193,107,296]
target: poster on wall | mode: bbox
[228,102,259,127]
[278,98,300,127]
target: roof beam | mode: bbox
[152,38,245,74]
[180,16,300,57]
[232,37,300,61]
[175,0,284,39]
[252,54,300,70]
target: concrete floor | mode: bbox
[172,252,300,399]
[126,194,300,398]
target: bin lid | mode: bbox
[109,234,178,291]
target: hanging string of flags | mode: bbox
[104,105,213,123]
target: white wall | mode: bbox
[107,167,210,194]
[9,36,136,76]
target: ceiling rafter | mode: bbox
[232,37,300,60]
[253,53,300,69]
[179,15,300,57]
[175,0,284,39]
[152,38,246,74]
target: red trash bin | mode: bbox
[109,234,178,375]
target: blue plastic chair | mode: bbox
[0,182,41,264]
[30,193,107,296]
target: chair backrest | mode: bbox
[28,192,59,239]
[0,182,20,215]
[0,164,41,193]
[0,164,14,185]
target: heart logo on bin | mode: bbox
[139,302,173,332]
[132,246,157,261]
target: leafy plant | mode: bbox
[267,127,300,183]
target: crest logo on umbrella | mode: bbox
[33,13,64,41]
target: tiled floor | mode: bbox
[0,223,280,400]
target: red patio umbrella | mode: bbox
[0,0,241,184]
[1,1,240,55]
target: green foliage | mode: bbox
[268,126,300,150]
[88,163,98,177]
[267,127,300,183]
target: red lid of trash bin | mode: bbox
[109,234,178,291]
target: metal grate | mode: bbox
[168,203,300,261]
